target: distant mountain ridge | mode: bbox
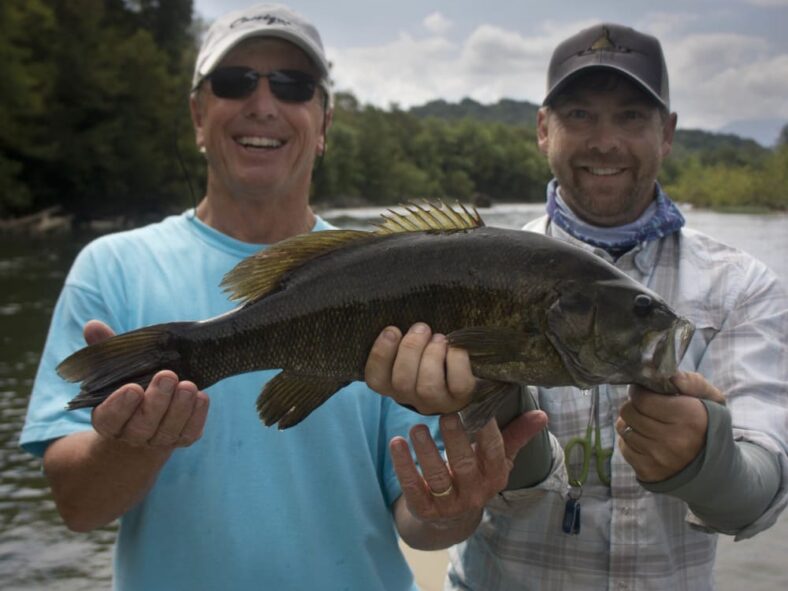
[407,98,772,156]
[409,97,540,126]
[718,118,785,148]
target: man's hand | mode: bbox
[392,410,547,550]
[365,324,476,414]
[616,371,723,482]
[84,320,209,449]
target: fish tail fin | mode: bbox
[58,322,193,410]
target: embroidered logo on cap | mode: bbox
[231,14,292,29]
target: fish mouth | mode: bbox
[639,316,695,389]
[674,317,695,362]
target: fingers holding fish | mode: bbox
[365,323,437,410]
[445,345,476,409]
[91,386,143,439]
[92,370,209,449]
[365,323,476,415]
[83,319,115,346]
[416,334,475,413]
[670,371,726,405]
[147,382,205,447]
[617,386,708,482]
[177,393,210,446]
[390,324,437,404]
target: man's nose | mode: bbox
[585,119,621,154]
[246,77,278,119]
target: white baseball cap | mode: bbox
[192,3,330,90]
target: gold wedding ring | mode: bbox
[429,484,454,498]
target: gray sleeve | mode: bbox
[497,386,554,490]
[641,399,782,533]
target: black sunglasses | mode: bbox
[202,67,318,103]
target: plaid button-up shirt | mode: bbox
[446,216,788,591]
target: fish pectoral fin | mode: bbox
[256,372,350,429]
[447,327,531,363]
[460,380,520,433]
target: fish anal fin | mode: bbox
[374,201,483,235]
[447,326,531,364]
[221,229,371,305]
[460,381,520,433]
[256,372,350,429]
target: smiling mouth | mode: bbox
[237,136,284,149]
[583,167,625,176]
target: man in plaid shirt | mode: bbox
[365,23,788,591]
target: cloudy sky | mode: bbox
[193,0,788,144]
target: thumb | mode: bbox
[84,319,116,346]
[670,371,726,406]
[501,410,548,462]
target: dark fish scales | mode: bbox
[58,203,694,429]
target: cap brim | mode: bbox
[194,28,329,88]
[543,64,668,110]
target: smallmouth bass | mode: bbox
[59,203,694,429]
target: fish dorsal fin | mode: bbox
[221,229,370,304]
[374,201,484,235]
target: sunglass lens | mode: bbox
[209,67,258,99]
[268,70,317,102]
[206,68,317,103]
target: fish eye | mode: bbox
[633,294,654,317]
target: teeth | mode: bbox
[238,136,283,148]
[587,167,622,176]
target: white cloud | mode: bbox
[666,33,788,128]
[327,32,461,108]
[328,19,599,109]
[423,12,453,36]
[326,17,788,130]
[744,0,788,7]
[635,12,700,38]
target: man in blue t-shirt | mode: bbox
[20,4,546,590]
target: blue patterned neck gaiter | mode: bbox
[545,179,685,256]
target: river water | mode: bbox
[0,203,786,590]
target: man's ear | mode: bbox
[662,112,678,158]
[536,107,551,155]
[190,94,206,152]
[317,108,334,155]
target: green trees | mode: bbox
[663,132,788,212]
[0,0,198,222]
[311,99,551,206]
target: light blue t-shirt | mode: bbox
[21,211,438,591]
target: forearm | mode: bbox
[641,400,781,533]
[43,430,172,532]
[393,496,482,551]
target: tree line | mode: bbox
[1,0,785,224]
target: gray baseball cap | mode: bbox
[543,23,669,110]
[192,3,330,90]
